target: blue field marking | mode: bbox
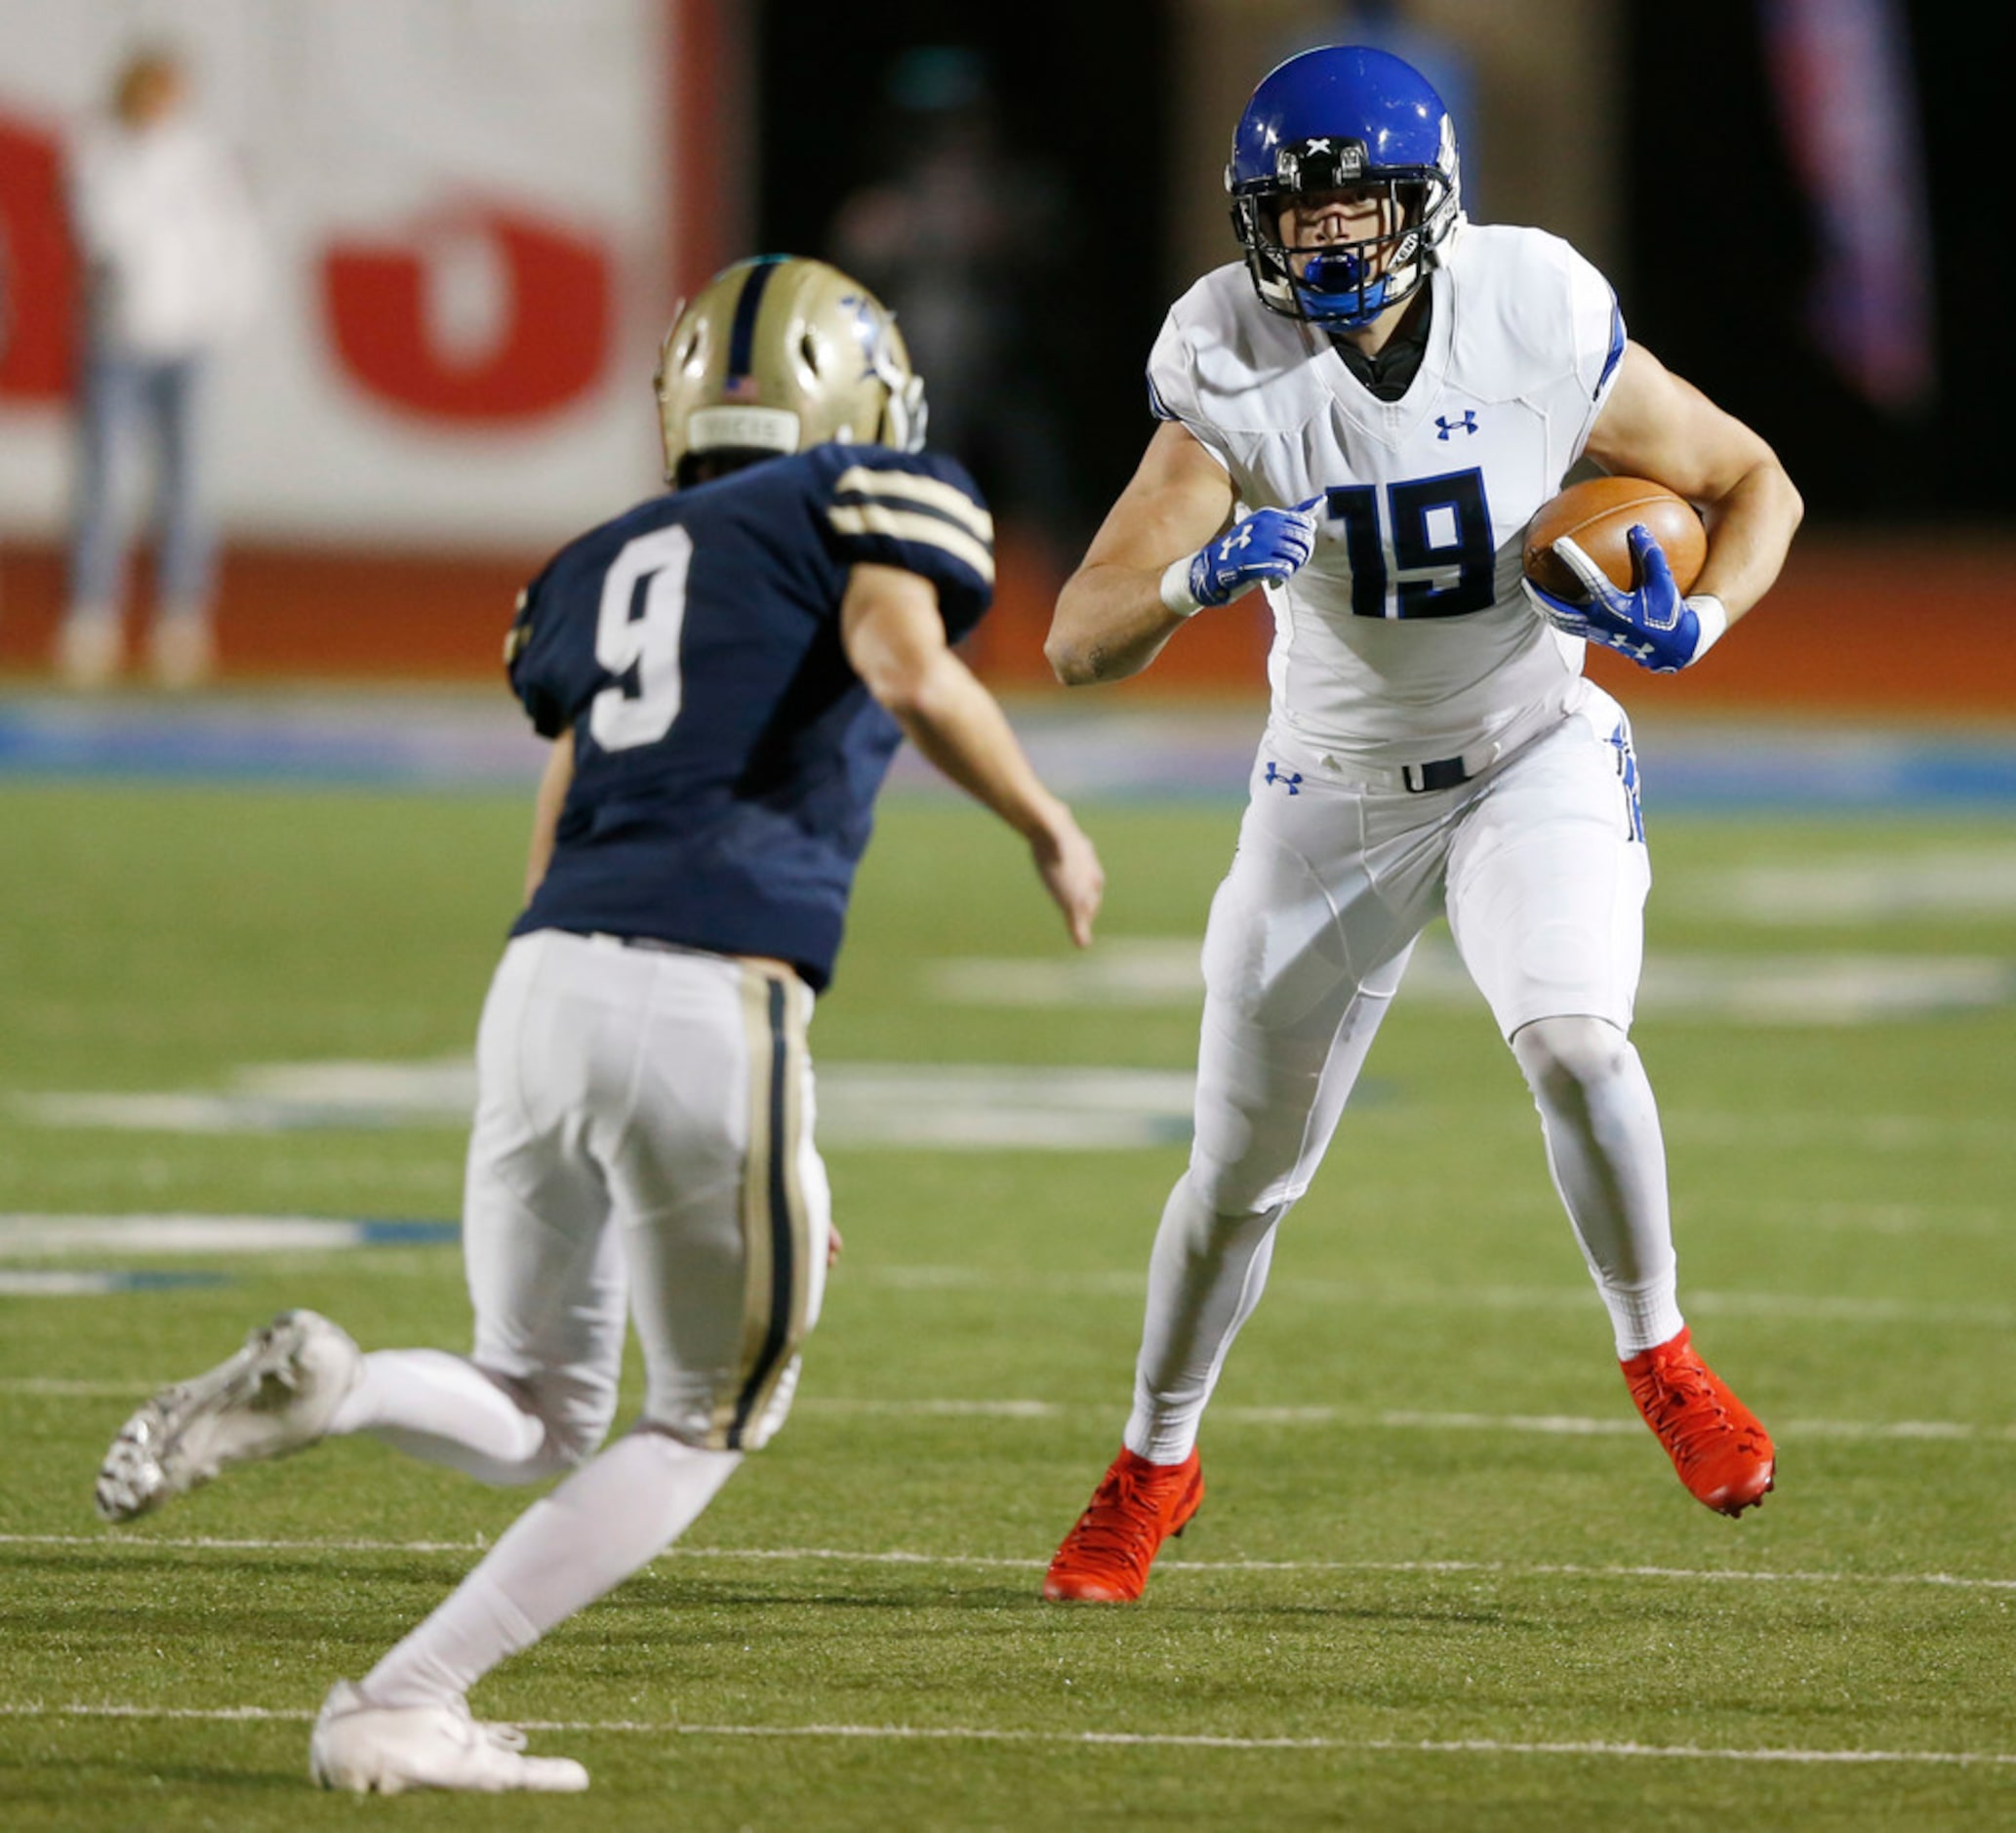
[0,692,545,789]
[357,1219,462,1245]
[3,691,2014,811]
[1638,726,2016,813]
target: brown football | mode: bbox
[1522,475,1707,600]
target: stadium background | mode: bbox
[3,8,2014,1823]
[0,0,2007,713]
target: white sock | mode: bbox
[1512,1017,1684,1357]
[1124,1175,1285,1464]
[329,1350,555,1486]
[359,1429,742,1709]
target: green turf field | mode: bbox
[2,774,2013,1828]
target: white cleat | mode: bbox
[95,1310,362,1524]
[308,1681,590,1794]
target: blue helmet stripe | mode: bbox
[726,255,786,381]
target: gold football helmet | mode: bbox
[653,256,927,485]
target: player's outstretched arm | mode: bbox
[1584,342,1803,628]
[1044,421,1252,686]
[524,733,574,899]
[842,564,1104,948]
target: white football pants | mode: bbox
[1126,682,1682,1463]
[460,928,830,1458]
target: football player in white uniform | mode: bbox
[1041,45,1803,1604]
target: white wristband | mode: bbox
[1159,555,1204,619]
[1684,592,1729,665]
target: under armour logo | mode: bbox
[1264,761,1303,794]
[1435,411,1479,439]
[1222,527,1253,554]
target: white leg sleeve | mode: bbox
[1512,1015,1683,1357]
[1124,1175,1285,1464]
[328,1349,570,1487]
[358,1430,742,1709]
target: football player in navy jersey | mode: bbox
[93,256,1103,1794]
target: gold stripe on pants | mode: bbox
[708,967,814,1449]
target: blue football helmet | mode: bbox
[1227,45,1462,329]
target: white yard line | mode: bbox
[18,1249,2000,1324]
[10,1377,2014,1445]
[0,1378,171,1396]
[0,1215,456,1253]
[867,1266,2016,1328]
[18,1062,2016,1149]
[1729,1200,2012,1237]
[806,1397,2016,1444]
[927,935,2016,1025]
[3,1532,2012,1593]
[858,1267,2016,1327]
[0,1700,2009,1768]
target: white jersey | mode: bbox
[1149,222,1625,766]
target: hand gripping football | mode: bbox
[1522,475,1706,600]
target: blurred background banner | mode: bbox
[0,0,2007,704]
[0,0,696,546]
[1761,0,1934,416]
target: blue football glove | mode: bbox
[1163,496,1323,616]
[1523,524,1727,674]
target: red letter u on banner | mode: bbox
[323,205,611,425]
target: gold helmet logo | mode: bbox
[652,256,927,485]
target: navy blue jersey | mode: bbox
[505,443,993,990]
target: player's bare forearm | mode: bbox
[884,652,1104,947]
[889,648,1059,834]
[524,734,573,899]
[1044,420,1236,686]
[1587,342,1804,625]
[1687,457,1803,624]
[841,565,1048,827]
[842,563,1104,946]
[1046,562,1190,685]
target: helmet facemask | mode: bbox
[1230,125,1459,330]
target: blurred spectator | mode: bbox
[57,46,265,689]
[827,47,1079,567]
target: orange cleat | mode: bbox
[1622,1326,1775,1517]
[1042,1446,1204,1603]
